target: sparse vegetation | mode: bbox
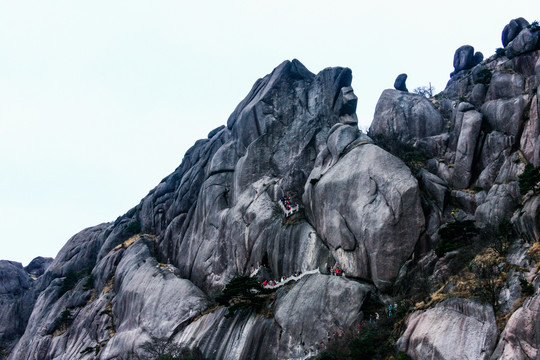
[528,20,539,32]
[436,220,479,257]
[83,273,95,291]
[474,69,492,85]
[518,163,540,195]
[368,133,427,173]
[519,278,534,296]
[215,276,267,317]
[123,220,141,237]
[48,308,74,335]
[496,48,506,57]
[413,83,435,98]
[481,219,514,257]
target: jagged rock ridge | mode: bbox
[2,16,540,360]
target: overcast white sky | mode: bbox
[1,1,538,266]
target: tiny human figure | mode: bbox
[263,280,268,286]
[388,304,393,317]
[369,314,373,323]
[375,312,380,320]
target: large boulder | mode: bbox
[24,257,54,278]
[506,28,540,59]
[502,17,530,47]
[475,183,521,227]
[485,71,525,101]
[303,142,424,290]
[174,275,370,360]
[369,89,445,141]
[452,45,483,75]
[397,298,498,360]
[490,294,540,360]
[274,275,370,358]
[451,110,483,189]
[394,73,408,92]
[481,95,530,137]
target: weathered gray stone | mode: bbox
[490,294,540,360]
[520,95,539,162]
[486,71,525,101]
[24,257,54,278]
[397,298,498,360]
[334,86,358,115]
[274,275,371,358]
[452,110,483,188]
[303,143,424,290]
[414,133,449,158]
[475,183,521,227]
[453,45,476,74]
[370,89,445,141]
[481,95,529,137]
[394,73,408,92]
[477,132,514,190]
[513,195,540,243]
[418,169,448,210]
[0,261,35,353]
[506,28,540,59]
[502,17,529,47]
[470,83,487,107]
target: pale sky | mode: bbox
[1,1,538,266]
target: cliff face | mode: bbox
[3,18,540,360]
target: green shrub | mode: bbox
[83,274,94,291]
[474,69,492,85]
[395,353,412,360]
[496,48,506,57]
[216,276,266,317]
[58,270,79,297]
[528,20,539,31]
[436,220,479,257]
[518,163,540,195]
[123,220,141,237]
[369,133,427,173]
[48,309,74,335]
[519,278,535,296]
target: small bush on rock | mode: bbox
[496,48,506,57]
[369,133,427,173]
[474,69,492,85]
[518,163,540,195]
[519,278,535,296]
[436,220,479,257]
[216,276,266,317]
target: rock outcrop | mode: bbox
[394,73,408,92]
[397,298,498,360]
[0,261,35,353]
[4,16,540,360]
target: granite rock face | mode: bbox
[491,294,540,360]
[303,142,425,291]
[5,19,540,359]
[397,298,498,360]
[0,261,35,353]
[369,89,445,141]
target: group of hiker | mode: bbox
[261,271,303,287]
[280,195,295,211]
[325,265,344,276]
